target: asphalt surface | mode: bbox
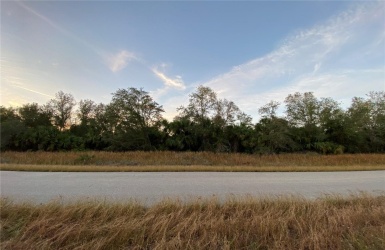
[1,171,384,204]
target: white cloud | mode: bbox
[107,50,136,73]
[199,2,384,121]
[152,66,186,90]
[149,64,189,120]
[150,64,187,103]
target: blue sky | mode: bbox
[1,1,384,121]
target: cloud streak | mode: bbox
[1,58,55,100]
[107,50,136,73]
[200,2,384,120]
[16,1,102,56]
[10,84,54,99]
[16,1,135,76]
[152,66,186,90]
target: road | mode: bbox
[1,171,384,204]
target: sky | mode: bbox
[1,0,384,122]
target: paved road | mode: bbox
[1,171,384,204]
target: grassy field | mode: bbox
[1,194,384,249]
[1,151,385,172]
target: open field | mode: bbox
[1,151,385,172]
[1,194,384,249]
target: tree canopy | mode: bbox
[1,87,384,154]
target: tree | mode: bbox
[18,103,52,128]
[368,91,385,152]
[0,106,19,122]
[164,117,199,151]
[0,106,24,150]
[284,92,323,150]
[111,88,164,128]
[178,85,217,122]
[255,117,297,154]
[315,97,346,153]
[176,85,251,152]
[344,91,385,153]
[77,99,96,126]
[284,92,319,127]
[258,101,280,119]
[255,101,297,153]
[213,99,240,126]
[47,91,76,130]
[106,87,164,150]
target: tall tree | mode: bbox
[368,91,385,152]
[256,101,297,153]
[176,85,251,151]
[258,101,280,119]
[47,91,76,130]
[345,91,385,152]
[178,85,217,122]
[77,99,96,126]
[213,99,240,127]
[107,87,164,150]
[284,92,322,150]
[317,98,346,151]
[285,92,320,127]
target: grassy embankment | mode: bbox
[1,151,385,172]
[1,194,384,249]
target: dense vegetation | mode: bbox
[1,86,384,154]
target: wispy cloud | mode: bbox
[149,64,188,119]
[2,74,54,99]
[1,58,55,100]
[152,66,186,90]
[15,2,139,77]
[107,50,136,73]
[150,63,187,103]
[10,84,54,99]
[16,1,102,56]
[200,2,384,120]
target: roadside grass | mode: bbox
[1,164,384,172]
[1,151,385,172]
[1,194,384,249]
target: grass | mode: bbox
[1,164,384,172]
[1,151,385,172]
[1,194,384,249]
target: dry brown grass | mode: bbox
[1,163,384,172]
[1,194,384,249]
[1,151,385,172]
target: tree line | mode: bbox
[1,86,384,154]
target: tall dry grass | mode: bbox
[1,151,385,167]
[1,164,384,172]
[1,194,384,249]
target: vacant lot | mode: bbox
[1,194,384,249]
[1,151,384,172]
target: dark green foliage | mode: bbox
[254,117,298,154]
[103,88,165,151]
[18,103,52,128]
[1,89,384,154]
[0,117,26,151]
